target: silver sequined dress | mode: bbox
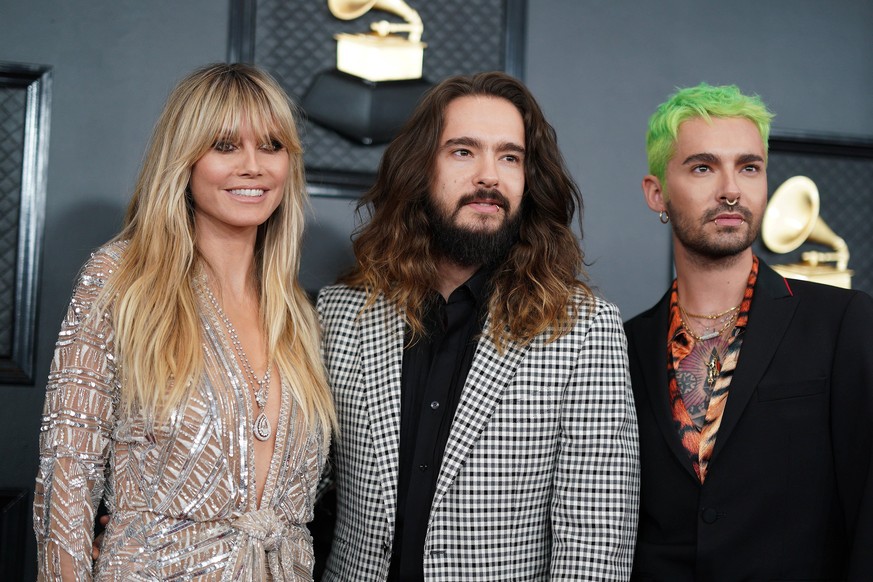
[34,242,326,581]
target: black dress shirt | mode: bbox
[387,269,490,582]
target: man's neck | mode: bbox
[673,245,753,315]
[436,260,480,301]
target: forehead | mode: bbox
[672,116,764,160]
[440,95,524,145]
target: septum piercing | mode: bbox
[725,198,738,207]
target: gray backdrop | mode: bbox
[2,0,872,577]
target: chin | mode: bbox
[459,216,503,230]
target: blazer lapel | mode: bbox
[709,261,797,462]
[632,292,699,480]
[430,316,530,512]
[358,294,406,524]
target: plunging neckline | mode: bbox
[197,275,289,511]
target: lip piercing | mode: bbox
[725,198,738,207]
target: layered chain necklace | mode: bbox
[203,283,273,441]
[679,303,740,389]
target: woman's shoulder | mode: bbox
[75,240,128,287]
[84,239,128,270]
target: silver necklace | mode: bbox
[203,282,273,441]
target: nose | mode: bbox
[719,171,741,205]
[237,144,263,176]
[475,156,499,189]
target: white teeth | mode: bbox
[229,189,264,197]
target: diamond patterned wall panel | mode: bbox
[0,86,26,356]
[255,0,507,177]
[755,151,873,296]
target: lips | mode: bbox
[705,204,752,226]
[713,215,745,227]
[457,189,509,212]
[467,199,503,209]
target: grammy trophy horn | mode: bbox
[762,175,849,271]
[328,0,423,42]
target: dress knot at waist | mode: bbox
[232,507,287,552]
[223,507,313,581]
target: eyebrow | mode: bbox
[681,152,765,165]
[443,136,526,155]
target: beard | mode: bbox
[668,201,761,260]
[425,188,522,268]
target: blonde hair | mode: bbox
[101,63,334,437]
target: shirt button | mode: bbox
[430,401,440,410]
[701,507,719,524]
[419,464,429,472]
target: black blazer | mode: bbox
[625,261,873,582]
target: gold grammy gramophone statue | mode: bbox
[302,0,431,144]
[762,175,853,289]
[329,0,426,82]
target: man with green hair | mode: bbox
[624,83,873,580]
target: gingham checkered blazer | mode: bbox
[317,283,639,581]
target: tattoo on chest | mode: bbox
[676,337,730,428]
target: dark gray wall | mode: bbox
[527,0,873,319]
[0,0,227,577]
[1,0,872,577]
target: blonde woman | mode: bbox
[34,63,334,581]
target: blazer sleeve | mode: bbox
[831,291,873,580]
[550,300,640,581]
[34,249,119,581]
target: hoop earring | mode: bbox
[659,210,670,224]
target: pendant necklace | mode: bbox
[678,303,739,389]
[204,282,273,441]
[704,346,721,388]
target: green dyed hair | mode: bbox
[646,83,774,186]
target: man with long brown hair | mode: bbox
[317,71,639,581]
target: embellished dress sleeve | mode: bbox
[34,248,120,581]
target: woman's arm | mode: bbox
[34,248,120,581]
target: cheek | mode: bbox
[189,158,222,192]
[270,156,292,181]
[506,174,525,205]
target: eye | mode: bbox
[691,164,711,174]
[260,139,284,152]
[741,164,761,174]
[212,140,237,152]
[452,148,472,158]
[502,154,522,164]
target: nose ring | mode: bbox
[725,198,738,207]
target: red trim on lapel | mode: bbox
[782,278,794,296]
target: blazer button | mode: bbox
[701,507,719,524]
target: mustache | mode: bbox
[704,203,753,222]
[455,188,510,211]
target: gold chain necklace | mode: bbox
[679,304,738,343]
[203,282,273,441]
[679,304,740,320]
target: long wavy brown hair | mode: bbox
[343,71,591,349]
